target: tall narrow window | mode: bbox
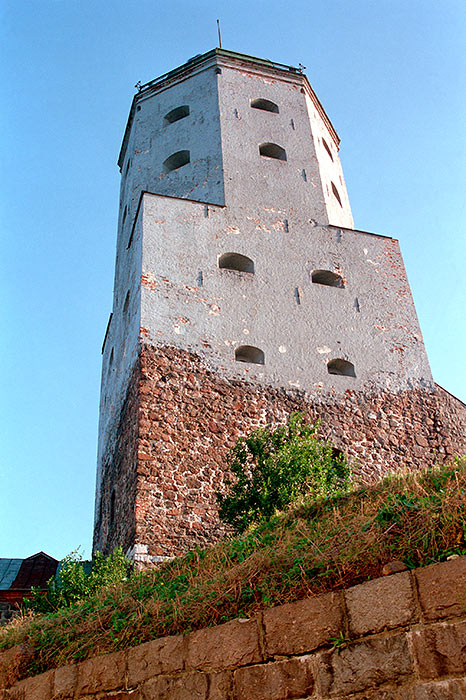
[331,182,342,206]
[251,98,279,113]
[123,290,130,313]
[327,358,355,377]
[311,270,344,288]
[235,345,265,365]
[163,150,190,172]
[322,138,334,161]
[164,105,190,125]
[259,143,287,161]
[219,253,254,273]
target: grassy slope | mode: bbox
[1,459,465,677]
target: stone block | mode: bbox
[263,591,343,656]
[415,557,466,621]
[52,664,76,699]
[410,620,466,679]
[345,571,416,636]
[187,619,261,671]
[316,632,412,696]
[413,679,466,699]
[0,645,33,689]
[12,670,53,700]
[127,634,185,685]
[233,657,314,700]
[76,649,126,694]
[142,671,208,699]
[331,689,411,700]
[382,560,409,575]
[207,670,233,700]
[5,687,23,700]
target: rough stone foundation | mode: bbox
[95,343,466,559]
[2,557,465,698]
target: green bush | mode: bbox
[24,547,132,614]
[216,413,351,533]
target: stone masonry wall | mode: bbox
[2,557,465,699]
[126,343,466,559]
[93,360,140,556]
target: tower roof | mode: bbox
[118,48,340,170]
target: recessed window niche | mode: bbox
[163,150,190,172]
[259,143,287,161]
[235,345,265,365]
[164,105,190,125]
[327,358,355,377]
[251,98,279,113]
[218,253,254,274]
[311,270,344,288]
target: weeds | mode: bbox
[1,458,465,679]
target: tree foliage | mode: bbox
[24,547,131,614]
[216,413,351,533]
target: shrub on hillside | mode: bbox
[24,547,132,614]
[216,412,351,533]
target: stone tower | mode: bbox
[93,49,466,564]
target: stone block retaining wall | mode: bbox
[1,557,465,699]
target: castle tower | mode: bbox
[93,50,466,563]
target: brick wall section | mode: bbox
[98,343,466,558]
[2,557,465,698]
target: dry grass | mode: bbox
[1,458,465,677]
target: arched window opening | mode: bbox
[235,345,265,365]
[259,143,287,161]
[164,105,190,125]
[251,98,279,113]
[311,270,344,288]
[331,181,342,206]
[163,150,190,172]
[322,138,334,161]
[327,358,355,377]
[218,252,254,274]
[123,290,130,313]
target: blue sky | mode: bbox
[1,1,465,560]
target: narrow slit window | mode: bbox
[123,290,130,313]
[110,490,116,526]
[251,98,279,113]
[163,150,190,172]
[311,270,344,288]
[218,252,254,274]
[235,345,265,365]
[322,138,334,161]
[164,105,190,125]
[327,358,355,377]
[259,143,287,161]
[331,182,342,206]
